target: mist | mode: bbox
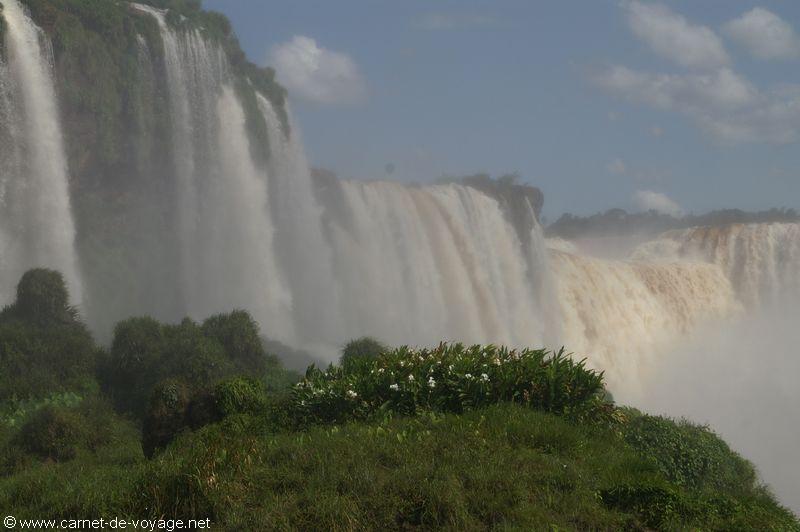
[632,307,800,512]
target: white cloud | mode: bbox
[413,12,500,31]
[597,66,756,110]
[270,36,366,105]
[623,1,729,69]
[724,8,800,60]
[595,65,800,144]
[607,158,627,175]
[633,190,684,216]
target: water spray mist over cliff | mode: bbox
[0,0,81,303]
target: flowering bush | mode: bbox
[290,343,607,424]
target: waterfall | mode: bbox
[328,181,547,348]
[2,2,798,390]
[0,0,82,303]
[548,248,741,393]
[131,4,292,340]
[259,97,342,347]
[632,223,800,307]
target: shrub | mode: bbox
[201,311,266,376]
[104,311,271,419]
[13,406,86,462]
[339,336,388,371]
[211,377,268,418]
[141,380,192,458]
[12,269,75,325]
[291,343,606,424]
[622,414,757,494]
[145,376,270,456]
[0,270,97,402]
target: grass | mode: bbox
[0,403,796,531]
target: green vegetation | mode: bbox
[0,269,97,402]
[0,268,795,530]
[296,344,609,425]
[339,336,388,370]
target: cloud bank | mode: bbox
[724,8,800,60]
[623,0,729,69]
[597,2,800,144]
[270,36,366,105]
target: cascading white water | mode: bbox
[329,181,548,348]
[4,2,797,392]
[260,97,550,352]
[258,97,342,347]
[632,223,800,307]
[548,248,741,394]
[131,4,292,340]
[0,0,82,302]
[210,87,293,337]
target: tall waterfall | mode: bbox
[130,4,292,339]
[0,0,81,303]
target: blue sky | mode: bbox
[203,0,800,219]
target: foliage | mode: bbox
[0,392,83,429]
[622,412,757,493]
[3,397,124,469]
[143,376,272,457]
[101,311,269,419]
[339,336,388,371]
[141,379,192,458]
[125,404,796,530]
[600,482,796,530]
[291,343,607,425]
[11,269,75,325]
[210,377,268,419]
[0,270,97,402]
[13,406,86,462]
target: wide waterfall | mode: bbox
[2,2,798,393]
[0,0,81,303]
[549,248,741,393]
[632,223,800,307]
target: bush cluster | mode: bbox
[101,310,267,419]
[291,343,607,424]
[0,270,97,402]
[141,376,269,457]
[622,412,757,493]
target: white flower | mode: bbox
[346,390,358,399]
[481,373,490,382]
[408,374,415,382]
[465,373,473,379]
[378,368,385,373]
[428,377,436,388]
[389,383,399,391]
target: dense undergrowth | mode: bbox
[0,269,796,531]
